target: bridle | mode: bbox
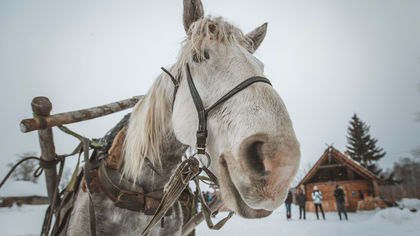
[162,63,272,166]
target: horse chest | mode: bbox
[68,191,183,236]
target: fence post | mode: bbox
[32,96,58,205]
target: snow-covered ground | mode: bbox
[0,199,418,236]
[0,204,47,236]
[196,200,420,236]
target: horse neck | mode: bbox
[133,131,187,193]
[121,72,187,193]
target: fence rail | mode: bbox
[20,95,143,133]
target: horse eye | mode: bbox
[204,49,210,60]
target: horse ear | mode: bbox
[245,23,268,53]
[183,0,204,33]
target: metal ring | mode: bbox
[192,152,211,168]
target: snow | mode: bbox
[0,199,419,235]
[0,180,47,197]
[398,198,420,210]
[372,207,415,224]
[0,204,47,236]
[196,199,420,236]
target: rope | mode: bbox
[0,156,41,189]
[57,125,104,149]
[34,158,60,178]
[33,113,48,130]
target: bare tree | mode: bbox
[392,157,420,197]
[412,146,420,159]
[7,152,39,183]
[415,84,420,121]
[292,162,312,186]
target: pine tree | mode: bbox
[346,114,386,175]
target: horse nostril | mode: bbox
[244,141,266,174]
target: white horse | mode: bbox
[67,0,300,235]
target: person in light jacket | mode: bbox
[312,186,325,220]
[296,188,306,220]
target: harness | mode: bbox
[57,63,272,236]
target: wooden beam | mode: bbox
[347,167,355,180]
[318,164,346,169]
[32,97,58,206]
[20,95,143,133]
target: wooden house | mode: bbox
[296,146,384,212]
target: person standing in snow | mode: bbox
[285,190,293,219]
[334,185,348,220]
[296,188,306,220]
[312,186,325,220]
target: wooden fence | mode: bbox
[378,184,420,202]
[19,96,142,207]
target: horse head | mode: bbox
[169,0,301,218]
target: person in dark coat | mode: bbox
[312,186,325,220]
[296,188,306,220]
[334,185,348,220]
[284,190,293,219]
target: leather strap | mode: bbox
[97,161,171,216]
[161,67,180,111]
[142,157,201,236]
[82,139,97,236]
[185,63,272,155]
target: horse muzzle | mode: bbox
[219,133,300,214]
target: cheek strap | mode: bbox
[184,63,272,155]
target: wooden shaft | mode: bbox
[181,195,223,236]
[20,95,143,133]
[32,97,58,206]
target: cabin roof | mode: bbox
[297,146,384,186]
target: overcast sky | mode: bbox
[1,0,419,181]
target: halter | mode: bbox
[163,63,272,165]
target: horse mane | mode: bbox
[122,16,250,181]
[122,75,173,181]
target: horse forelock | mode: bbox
[179,16,253,64]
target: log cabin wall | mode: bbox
[304,180,371,212]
